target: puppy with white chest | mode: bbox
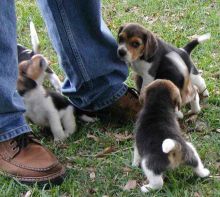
[132,79,210,193]
[117,23,210,116]
[17,55,76,141]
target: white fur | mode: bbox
[30,21,39,53]
[46,72,62,93]
[141,158,163,193]
[117,44,133,63]
[188,90,201,114]
[132,143,141,167]
[186,142,210,177]
[197,33,211,43]
[191,73,209,97]
[162,139,176,153]
[24,86,76,141]
[131,60,154,91]
[79,114,98,123]
[166,51,188,78]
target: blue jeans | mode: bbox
[37,0,128,111]
[0,0,31,142]
[0,0,128,141]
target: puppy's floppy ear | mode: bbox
[17,74,37,95]
[118,24,126,36]
[143,31,158,59]
[172,88,182,110]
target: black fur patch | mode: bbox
[46,90,72,110]
[17,44,35,63]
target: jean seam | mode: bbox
[0,124,27,136]
[0,124,31,142]
[55,0,93,89]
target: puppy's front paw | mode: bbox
[54,133,67,142]
[141,185,150,193]
[175,111,184,119]
[197,168,210,178]
[132,160,140,167]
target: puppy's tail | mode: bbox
[162,138,183,168]
[182,33,211,54]
[162,139,180,153]
[30,21,40,53]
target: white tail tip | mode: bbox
[30,21,39,53]
[166,51,188,77]
[198,33,211,43]
[162,139,176,153]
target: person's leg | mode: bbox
[0,0,31,141]
[37,0,138,113]
[0,0,65,186]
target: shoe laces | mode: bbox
[10,133,35,151]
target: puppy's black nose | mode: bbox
[118,49,127,57]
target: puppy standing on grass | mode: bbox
[117,23,210,116]
[132,79,210,193]
[17,55,76,141]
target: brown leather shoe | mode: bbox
[76,87,142,123]
[0,133,65,186]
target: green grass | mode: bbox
[1,0,219,196]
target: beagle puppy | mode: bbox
[17,55,76,141]
[117,23,210,115]
[17,21,62,93]
[132,79,210,193]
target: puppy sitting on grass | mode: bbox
[17,55,76,141]
[132,79,210,193]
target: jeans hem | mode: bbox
[0,124,31,142]
[93,83,128,111]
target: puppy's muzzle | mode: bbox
[117,47,127,58]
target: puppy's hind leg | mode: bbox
[61,106,76,137]
[132,143,141,167]
[140,158,163,193]
[191,73,209,97]
[185,142,210,178]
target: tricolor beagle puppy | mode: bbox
[17,55,76,141]
[117,23,210,116]
[17,21,62,93]
[132,79,210,193]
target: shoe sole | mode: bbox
[0,167,66,189]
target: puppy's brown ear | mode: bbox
[144,31,158,59]
[173,90,182,110]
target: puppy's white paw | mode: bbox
[54,133,66,142]
[141,185,150,193]
[80,115,98,123]
[187,107,201,115]
[132,160,140,167]
[201,89,209,98]
[176,111,184,119]
[197,168,210,178]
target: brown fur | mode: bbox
[19,54,47,81]
[139,79,182,109]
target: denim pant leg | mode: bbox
[37,0,128,111]
[0,0,31,142]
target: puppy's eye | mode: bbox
[131,42,140,48]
